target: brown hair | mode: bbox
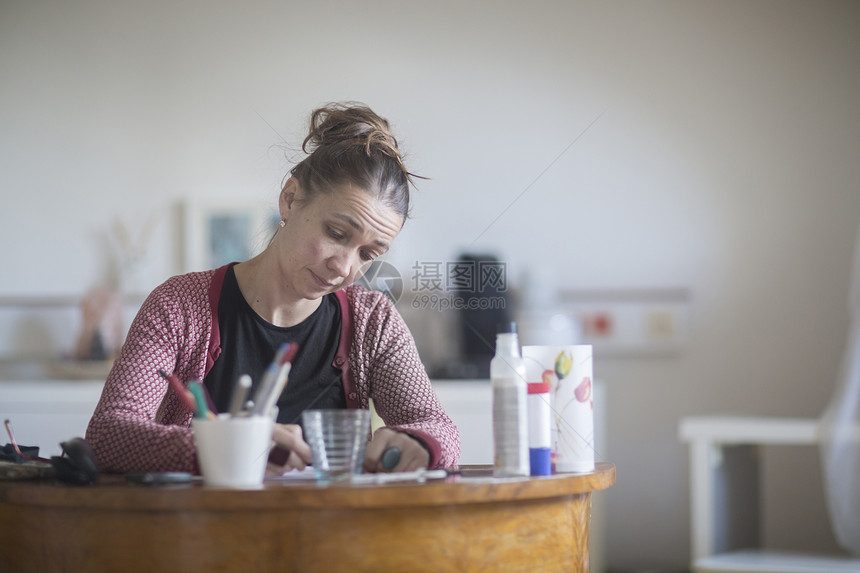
[289,102,420,220]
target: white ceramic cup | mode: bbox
[192,414,274,489]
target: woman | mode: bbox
[86,103,460,475]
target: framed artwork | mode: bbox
[182,200,280,272]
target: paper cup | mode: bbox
[192,414,274,489]
[523,345,594,473]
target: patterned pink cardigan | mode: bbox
[86,265,460,473]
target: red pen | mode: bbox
[157,369,197,413]
[263,342,299,416]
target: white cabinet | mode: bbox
[431,379,493,464]
[1,379,104,457]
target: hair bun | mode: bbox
[290,102,425,220]
[303,102,400,161]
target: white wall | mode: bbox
[2,1,860,570]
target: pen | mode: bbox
[260,361,292,418]
[348,469,449,485]
[250,342,290,415]
[157,369,197,412]
[266,342,299,416]
[251,342,299,417]
[187,380,215,419]
[250,363,279,416]
[228,374,252,417]
[271,340,295,367]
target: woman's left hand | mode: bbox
[363,427,430,473]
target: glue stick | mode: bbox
[527,380,552,476]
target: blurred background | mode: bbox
[2,1,860,571]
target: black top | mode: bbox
[203,265,345,426]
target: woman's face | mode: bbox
[276,178,403,300]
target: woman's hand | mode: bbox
[363,427,430,473]
[265,423,313,476]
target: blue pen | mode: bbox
[250,362,280,416]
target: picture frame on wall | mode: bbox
[182,200,280,272]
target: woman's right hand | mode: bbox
[266,423,313,476]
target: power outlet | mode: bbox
[584,312,614,338]
[645,309,677,340]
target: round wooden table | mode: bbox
[0,463,615,572]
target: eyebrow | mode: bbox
[332,213,390,250]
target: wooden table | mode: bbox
[0,463,615,573]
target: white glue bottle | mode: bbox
[491,322,529,477]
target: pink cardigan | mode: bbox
[86,265,460,472]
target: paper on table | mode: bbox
[266,467,318,481]
[265,467,449,484]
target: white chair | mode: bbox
[680,223,860,573]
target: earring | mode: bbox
[278,219,286,229]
